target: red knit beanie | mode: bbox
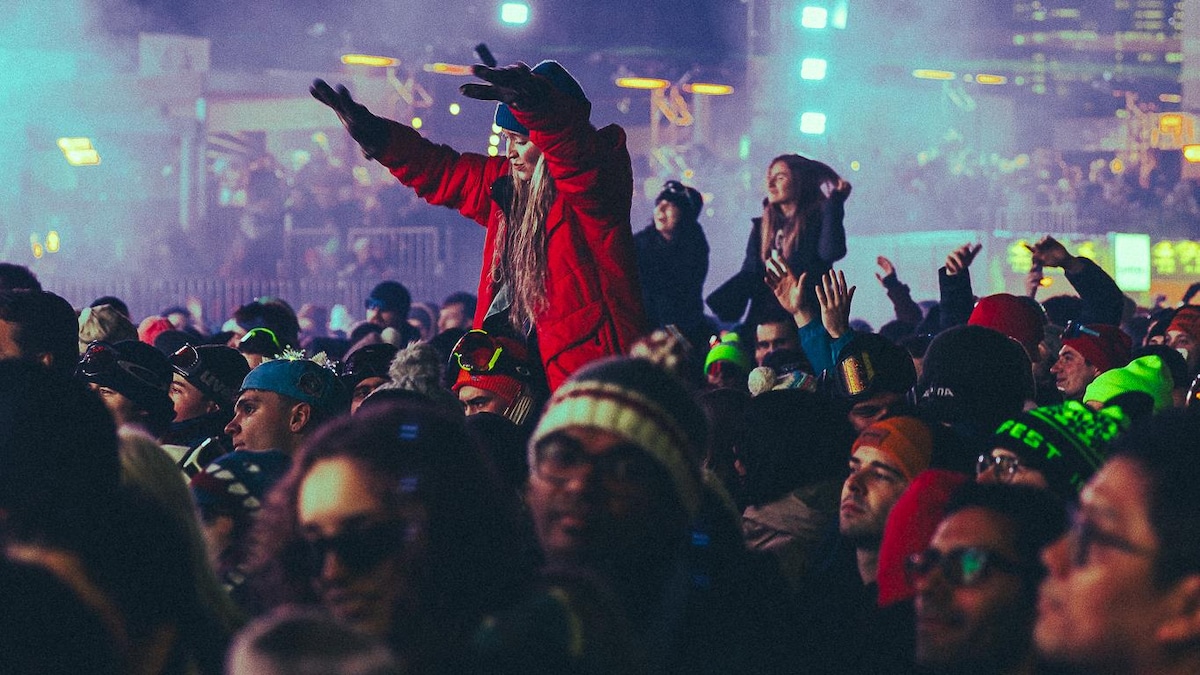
[1061,324,1132,373]
[453,369,523,407]
[1168,305,1200,342]
[968,294,1045,358]
[876,469,969,607]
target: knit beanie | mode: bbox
[366,281,412,317]
[78,304,137,354]
[914,325,1033,434]
[138,316,174,347]
[339,343,399,390]
[1083,355,1173,412]
[529,357,706,517]
[370,342,462,414]
[1061,323,1132,373]
[704,333,751,374]
[968,293,1045,359]
[189,449,290,536]
[170,345,251,412]
[992,400,1128,496]
[833,332,917,402]
[1167,305,1200,342]
[877,469,969,607]
[656,180,704,222]
[241,358,344,417]
[76,340,176,424]
[494,60,588,136]
[851,416,934,482]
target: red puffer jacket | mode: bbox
[375,88,646,390]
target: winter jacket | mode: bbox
[633,221,709,334]
[375,87,646,390]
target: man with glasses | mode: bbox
[1035,412,1200,675]
[911,483,1067,674]
[525,356,788,672]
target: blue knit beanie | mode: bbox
[494,61,589,136]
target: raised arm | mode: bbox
[1027,235,1125,325]
[875,256,923,326]
[938,242,981,332]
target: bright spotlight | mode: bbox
[800,58,828,81]
[449,103,461,115]
[800,6,828,29]
[1183,144,1200,163]
[799,112,827,135]
[411,117,423,130]
[500,2,530,25]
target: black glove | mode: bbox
[310,79,390,159]
[459,63,550,111]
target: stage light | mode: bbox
[1183,144,1200,163]
[800,112,827,135]
[57,137,100,166]
[341,54,397,67]
[913,69,956,80]
[1160,113,1183,133]
[449,103,461,115]
[411,117,423,129]
[975,74,1007,85]
[800,58,828,81]
[685,83,734,95]
[615,77,670,90]
[800,6,828,29]
[1160,93,1183,104]
[424,63,474,76]
[487,146,500,157]
[850,160,861,171]
[500,2,529,25]
[46,231,60,253]
[489,134,501,146]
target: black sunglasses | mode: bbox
[905,546,1028,587]
[300,519,414,577]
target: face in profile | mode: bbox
[503,131,543,182]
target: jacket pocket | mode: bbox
[538,299,608,372]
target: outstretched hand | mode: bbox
[945,242,982,276]
[764,250,811,323]
[310,79,389,158]
[459,63,550,109]
[815,269,856,339]
[875,256,897,286]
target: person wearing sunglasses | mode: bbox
[246,402,533,673]
[911,483,1067,674]
[75,340,178,437]
[311,59,646,392]
[1035,412,1200,675]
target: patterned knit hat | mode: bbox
[992,400,1128,496]
[189,449,290,535]
[851,416,934,482]
[1167,305,1200,342]
[529,357,705,516]
[1082,354,1173,412]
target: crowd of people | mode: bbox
[2,59,1200,675]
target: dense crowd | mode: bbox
[2,59,1200,675]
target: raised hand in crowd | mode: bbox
[764,249,813,326]
[309,79,390,158]
[944,242,982,276]
[459,62,552,110]
[874,255,897,286]
[815,269,856,339]
[1026,235,1085,275]
[1025,263,1045,298]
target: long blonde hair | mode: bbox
[491,155,555,330]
